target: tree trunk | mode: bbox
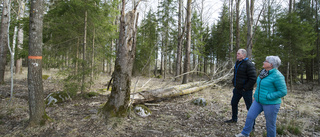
[175,0,183,81]
[246,0,254,59]
[109,39,114,74]
[235,0,240,58]
[229,0,234,60]
[154,48,158,76]
[76,38,79,75]
[0,0,11,84]
[131,70,233,104]
[163,37,167,79]
[81,10,87,93]
[102,0,139,118]
[131,81,213,104]
[316,0,319,84]
[28,0,46,126]
[16,0,26,74]
[160,42,164,76]
[90,27,95,90]
[182,0,192,84]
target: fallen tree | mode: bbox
[130,61,234,104]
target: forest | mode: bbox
[0,0,319,136]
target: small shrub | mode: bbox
[277,124,286,135]
[287,125,302,135]
[186,112,191,119]
[262,131,267,137]
[192,98,207,106]
[64,82,79,97]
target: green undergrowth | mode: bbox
[276,119,302,136]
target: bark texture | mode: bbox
[246,0,254,59]
[16,0,26,74]
[182,0,192,84]
[0,0,10,84]
[102,0,138,118]
[131,81,213,104]
[28,0,46,126]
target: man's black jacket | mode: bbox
[232,58,257,91]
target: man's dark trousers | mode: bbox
[231,88,253,122]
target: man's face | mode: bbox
[237,50,245,61]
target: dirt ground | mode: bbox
[0,68,320,137]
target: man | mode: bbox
[225,49,257,123]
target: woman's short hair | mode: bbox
[266,56,281,69]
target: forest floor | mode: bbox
[0,68,320,137]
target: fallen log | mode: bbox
[130,81,216,104]
[130,63,234,104]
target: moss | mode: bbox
[97,88,111,93]
[102,103,128,118]
[83,92,98,99]
[101,73,132,119]
[156,75,162,78]
[42,75,50,80]
[45,91,71,106]
[40,112,53,126]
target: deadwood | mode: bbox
[130,65,234,104]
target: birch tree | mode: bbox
[15,0,26,74]
[235,0,240,58]
[0,0,11,84]
[246,0,254,59]
[229,0,234,60]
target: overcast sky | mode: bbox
[133,0,289,27]
[133,0,224,27]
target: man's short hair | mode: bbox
[238,49,247,57]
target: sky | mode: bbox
[133,0,225,27]
[133,0,289,27]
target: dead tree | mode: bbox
[102,0,139,118]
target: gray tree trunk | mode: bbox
[16,0,26,74]
[81,10,87,93]
[102,0,139,118]
[182,0,192,84]
[316,0,319,84]
[28,0,46,126]
[175,0,183,81]
[235,0,240,58]
[229,0,234,60]
[246,0,254,59]
[90,27,95,90]
[0,0,11,84]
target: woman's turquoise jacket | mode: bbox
[254,68,287,105]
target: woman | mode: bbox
[235,56,287,137]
